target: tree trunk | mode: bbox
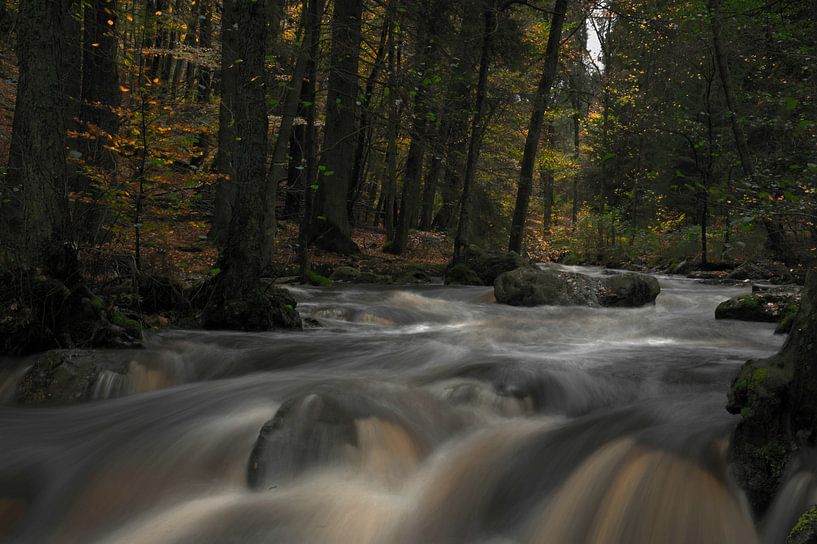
[262,0,320,269]
[383,9,400,240]
[431,3,481,232]
[419,150,442,230]
[214,0,269,291]
[348,8,390,218]
[2,0,70,262]
[309,0,363,254]
[197,0,213,102]
[453,6,494,262]
[507,0,569,254]
[298,0,322,277]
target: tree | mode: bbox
[2,0,70,262]
[309,0,363,254]
[507,0,569,254]
[203,0,299,331]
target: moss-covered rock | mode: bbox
[727,271,817,517]
[787,506,817,544]
[329,266,360,282]
[202,284,303,332]
[715,289,801,325]
[444,263,482,286]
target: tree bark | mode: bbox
[215,0,269,290]
[507,0,569,254]
[2,0,71,262]
[309,0,363,254]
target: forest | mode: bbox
[0,0,816,543]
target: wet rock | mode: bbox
[672,259,699,275]
[247,386,470,490]
[202,285,302,332]
[788,506,817,544]
[444,263,483,286]
[329,266,360,282]
[727,271,817,517]
[393,268,433,284]
[715,289,801,324]
[597,272,661,307]
[468,251,531,285]
[329,267,385,284]
[13,350,128,405]
[494,268,659,308]
[729,260,792,284]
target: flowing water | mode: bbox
[0,268,806,543]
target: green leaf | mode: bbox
[785,97,798,110]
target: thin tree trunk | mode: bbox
[453,7,495,262]
[348,8,390,218]
[298,0,323,277]
[262,0,320,269]
[383,11,400,240]
[419,150,442,230]
[508,0,569,254]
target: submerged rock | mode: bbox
[715,289,801,325]
[494,268,659,308]
[727,271,817,517]
[14,350,128,405]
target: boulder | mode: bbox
[202,285,302,331]
[788,506,817,544]
[494,268,660,308]
[247,387,470,490]
[468,251,531,285]
[727,271,817,517]
[393,268,433,284]
[715,289,801,324]
[444,263,482,286]
[329,266,360,282]
[597,272,662,307]
[672,259,699,275]
[728,260,792,283]
[14,350,128,405]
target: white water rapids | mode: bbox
[1,268,811,543]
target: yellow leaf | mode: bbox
[107,19,114,26]
[119,85,130,93]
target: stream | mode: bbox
[0,267,808,543]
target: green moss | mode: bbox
[777,302,800,334]
[112,312,142,336]
[738,295,761,308]
[741,406,754,419]
[304,269,332,286]
[753,367,769,385]
[788,506,817,543]
[91,297,105,310]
